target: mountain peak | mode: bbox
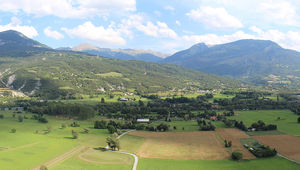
[72,43,98,51]
[0,30,50,57]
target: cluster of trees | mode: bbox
[249,145,277,158]
[28,103,95,120]
[234,121,247,131]
[249,120,277,131]
[197,119,215,131]
[32,114,48,123]
[224,140,232,148]
[96,96,212,121]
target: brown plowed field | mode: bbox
[129,131,230,160]
[254,135,300,162]
[216,129,255,159]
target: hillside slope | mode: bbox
[0,51,242,99]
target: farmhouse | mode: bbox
[137,118,150,123]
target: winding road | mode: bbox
[107,130,139,170]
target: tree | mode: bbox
[0,114,4,119]
[298,117,300,123]
[232,150,243,160]
[106,133,120,151]
[10,128,16,133]
[107,125,117,134]
[18,115,23,122]
[101,98,105,103]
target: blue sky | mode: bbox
[0,0,300,54]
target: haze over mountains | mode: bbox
[57,43,167,62]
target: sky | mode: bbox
[0,0,300,54]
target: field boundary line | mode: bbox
[2,141,41,152]
[31,145,87,170]
[277,153,300,164]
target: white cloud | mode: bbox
[181,28,300,52]
[176,20,181,26]
[186,6,243,29]
[44,27,64,40]
[120,14,177,39]
[62,21,126,46]
[0,17,38,38]
[249,26,263,34]
[259,0,298,25]
[0,0,136,18]
[165,6,175,11]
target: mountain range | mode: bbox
[163,40,300,88]
[57,43,167,62]
[0,30,241,99]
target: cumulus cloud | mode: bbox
[62,21,126,46]
[0,17,38,38]
[186,6,243,29]
[180,28,300,52]
[0,0,136,18]
[120,14,177,39]
[259,0,298,25]
[176,20,181,26]
[44,27,64,40]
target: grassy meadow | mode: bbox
[229,110,300,136]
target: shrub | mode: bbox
[70,122,80,127]
[157,123,169,132]
[83,128,89,134]
[94,120,107,129]
[10,128,16,133]
[146,125,156,131]
[18,115,23,122]
[61,123,66,129]
[136,124,145,130]
[40,165,48,170]
[298,117,300,123]
[38,117,48,123]
[12,114,16,118]
[0,114,4,119]
[72,130,78,139]
[232,150,243,160]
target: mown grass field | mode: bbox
[0,110,129,170]
[229,110,300,136]
[137,157,300,170]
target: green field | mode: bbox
[0,110,299,170]
[138,157,299,170]
[0,110,119,170]
[229,110,300,136]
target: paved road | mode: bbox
[107,130,138,170]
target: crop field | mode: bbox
[254,135,300,162]
[129,131,230,160]
[229,110,300,136]
[216,129,256,159]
